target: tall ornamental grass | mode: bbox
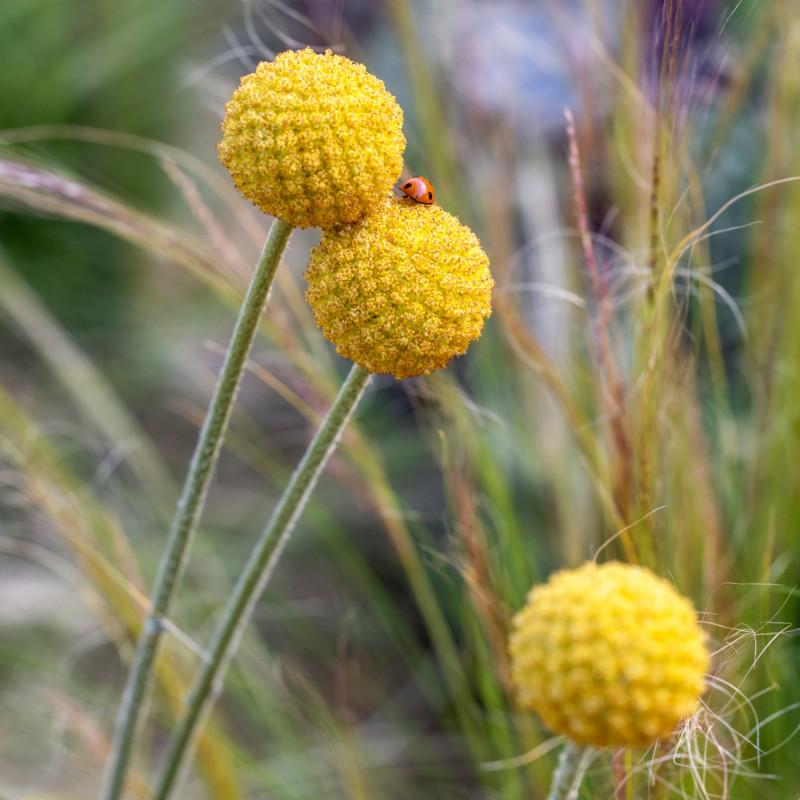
[0,2,798,798]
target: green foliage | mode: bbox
[1,1,800,798]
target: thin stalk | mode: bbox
[546,742,594,800]
[153,362,372,800]
[99,217,293,800]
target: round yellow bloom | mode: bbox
[218,48,405,229]
[509,562,710,748]
[304,198,493,379]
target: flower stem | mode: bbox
[98,217,293,800]
[546,742,594,800]
[153,362,372,800]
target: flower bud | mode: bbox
[305,198,493,379]
[219,49,405,229]
[510,562,710,748]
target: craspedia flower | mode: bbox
[304,197,493,380]
[218,48,405,229]
[509,561,710,748]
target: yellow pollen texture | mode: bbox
[218,48,405,229]
[304,198,493,379]
[509,561,710,748]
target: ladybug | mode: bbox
[401,176,435,205]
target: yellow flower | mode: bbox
[218,48,405,229]
[509,562,710,748]
[304,198,493,379]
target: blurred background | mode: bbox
[2,0,800,798]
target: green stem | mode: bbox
[153,362,372,800]
[98,218,293,800]
[546,742,594,800]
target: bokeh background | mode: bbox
[2,1,799,798]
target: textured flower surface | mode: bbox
[218,48,405,229]
[509,561,710,748]
[304,198,493,379]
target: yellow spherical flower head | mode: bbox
[218,48,405,229]
[304,198,493,380]
[509,562,710,749]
